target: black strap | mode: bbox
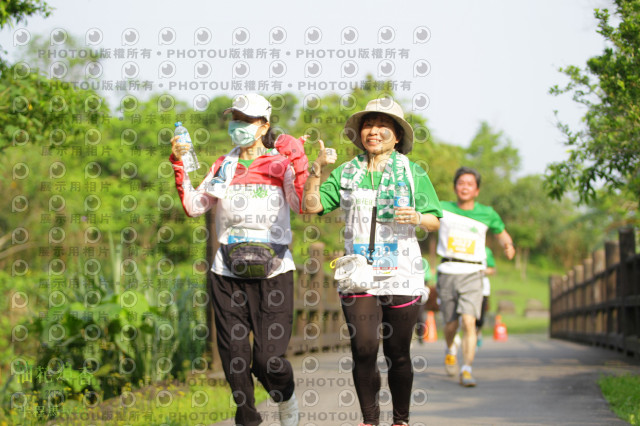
[367,206,377,265]
[440,257,483,265]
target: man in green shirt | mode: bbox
[436,167,515,387]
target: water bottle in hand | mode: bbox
[394,181,411,237]
[174,122,199,172]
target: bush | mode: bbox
[0,246,207,422]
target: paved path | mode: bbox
[217,334,639,425]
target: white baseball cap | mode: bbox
[223,93,272,122]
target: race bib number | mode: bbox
[447,236,476,255]
[353,242,398,276]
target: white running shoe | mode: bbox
[278,393,299,426]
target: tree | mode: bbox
[0,38,110,266]
[0,0,52,68]
[464,121,520,207]
[546,0,640,205]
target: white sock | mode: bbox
[446,344,457,356]
[461,364,472,374]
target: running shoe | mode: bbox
[278,393,299,426]
[445,353,458,377]
[460,370,477,387]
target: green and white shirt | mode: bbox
[437,201,505,274]
[320,160,442,296]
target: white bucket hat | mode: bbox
[344,97,414,154]
[223,93,272,122]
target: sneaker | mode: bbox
[477,333,483,348]
[278,393,299,426]
[444,354,458,377]
[460,370,477,387]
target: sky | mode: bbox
[0,0,613,176]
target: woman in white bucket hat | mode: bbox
[170,93,307,426]
[303,97,442,425]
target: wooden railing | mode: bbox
[549,227,640,358]
[288,242,347,356]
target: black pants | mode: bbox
[341,294,421,425]
[209,271,295,426]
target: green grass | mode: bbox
[598,374,640,425]
[480,256,562,334]
[484,315,549,335]
[490,257,560,313]
[4,378,269,426]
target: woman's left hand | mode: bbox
[394,207,421,225]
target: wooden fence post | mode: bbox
[584,257,594,337]
[584,258,593,306]
[561,275,569,334]
[567,269,575,334]
[605,240,620,349]
[618,227,637,355]
[593,249,605,339]
[574,264,584,335]
[549,275,561,337]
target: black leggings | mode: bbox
[341,294,421,425]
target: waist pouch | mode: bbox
[220,242,288,279]
[331,254,375,293]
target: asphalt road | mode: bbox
[215,334,639,425]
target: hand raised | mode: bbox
[315,139,337,167]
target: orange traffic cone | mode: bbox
[424,311,438,342]
[493,314,508,341]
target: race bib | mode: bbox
[447,236,476,255]
[353,241,398,276]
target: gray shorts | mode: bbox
[437,271,484,323]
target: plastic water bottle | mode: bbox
[174,122,199,172]
[394,181,411,237]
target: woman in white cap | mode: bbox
[170,93,307,426]
[303,98,442,426]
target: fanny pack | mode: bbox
[220,242,288,279]
[331,254,375,293]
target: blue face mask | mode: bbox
[228,120,263,147]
